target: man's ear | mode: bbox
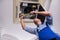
[38,19,42,25]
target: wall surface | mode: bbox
[0,0,37,40]
[49,0,60,34]
[0,0,60,40]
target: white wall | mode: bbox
[0,0,60,40]
[0,0,37,40]
[49,0,60,34]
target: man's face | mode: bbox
[33,18,42,26]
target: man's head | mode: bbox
[33,18,42,26]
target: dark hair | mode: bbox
[37,14,45,24]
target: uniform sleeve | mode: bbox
[46,15,53,25]
[24,26,37,35]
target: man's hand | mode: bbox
[19,14,24,20]
[30,11,36,14]
[30,10,39,14]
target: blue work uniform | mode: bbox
[24,16,60,40]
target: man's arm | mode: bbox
[19,14,26,30]
[30,11,50,16]
[19,14,37,34]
